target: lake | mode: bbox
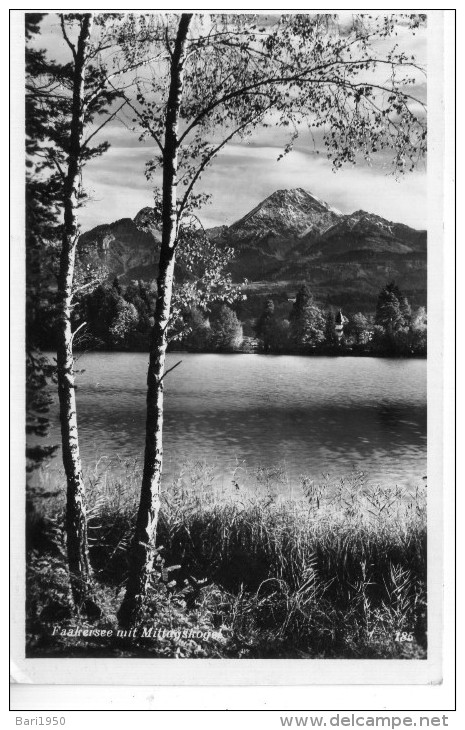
[41,353,426,490]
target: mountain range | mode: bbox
[78,188,427,315]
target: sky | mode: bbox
[32,13,428,232]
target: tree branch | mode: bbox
[82,101,127,151]
[178,59,425,146]
[114,87,164,155]
[160,360,182,382]
[72,280,101,299]
[164,25,173,59]
[50,153,66,181]
[70,321,87,345]
[85,54,165,108]
[60,15,77,60]
[177,107,273,223]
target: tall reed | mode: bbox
[26,460,427,658]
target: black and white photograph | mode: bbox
[10,7,453,688]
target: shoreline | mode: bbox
[65,348,427,359]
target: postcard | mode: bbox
[10,8,453,688]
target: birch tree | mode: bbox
[56,13,97,609]
[116,12,427,626]
[26,12,148,608]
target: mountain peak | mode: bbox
[266,187,308,202]
[78,186,426,312]
[229,188,341,241]
[267,188,342,215]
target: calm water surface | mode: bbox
[44,353,426,489]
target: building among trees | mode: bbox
[334,310,349,342]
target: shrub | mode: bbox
[26,462,427,658]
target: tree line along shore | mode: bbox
[30,279,426,357]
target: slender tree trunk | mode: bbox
[57,14,94,607]
[118,14,192,628]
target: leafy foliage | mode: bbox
[289,284,326,350]
[255,299,275,352]
[375,281,410,333]
[347,312,372,346]
[114,12,427,358]
[120,13,426,203]
[25,14,62,470]
[372,281,425,355]
[26,461,426,658]
[170,218,244,341]
[26,351,58,472]
[209,305,243,352]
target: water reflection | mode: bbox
[44,353,426,488]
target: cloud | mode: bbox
[45,12,427,232]
[79,140,426,232]
[195,146,426,229]
[80,146,156,230]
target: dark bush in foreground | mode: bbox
[26,463,427,658]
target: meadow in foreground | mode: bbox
[26,461,427,658]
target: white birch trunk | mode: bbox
[118,14,192,627]
[57,14,94,607]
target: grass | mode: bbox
[26,460,427,658]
